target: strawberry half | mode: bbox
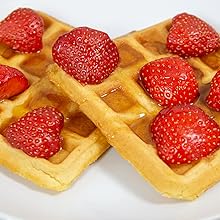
[52,27,119,84]
[139,56,199,106]
[5,106,64,159]
[0,8,44,53]
[167,13,220,57]
[0,64,29,99]
[206,70,220,111]
[151,104,220,165]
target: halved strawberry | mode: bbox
[167,13,220,57]
[52,27,119,84]
[139,56,199,106]
[206,70,220,111]
[5,106,64,159]
[0,64,29,99]
[0,8,44,53]
[151,104,220,165]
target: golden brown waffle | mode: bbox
[0,11,109,191]
[48,19,220,200]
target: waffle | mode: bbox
[0,11,109,191]
[48,19,220,200]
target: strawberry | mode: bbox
[167,13,220,57]
[5,106,64,159]
[0,64,29,99]
[52,27,119,84]
[139,56,199,106]
[0,8,44,53]
[206,70,220,111]
[151,104,220,165]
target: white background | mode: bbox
[0,1,220,220]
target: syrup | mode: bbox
[64,112,96,137]
[101,87,135,112]
[29,92,73,114]
[117,42,144,68]
[135,29,168,55]
[20,54,53,77]
[129,115,154,145]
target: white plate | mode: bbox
[1,1,220,219]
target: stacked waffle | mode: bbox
[0,8,220,200]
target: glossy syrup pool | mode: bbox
[101,87,136,112]
[135,28,168,55]
[116,41,145,68]
[20,54,53,77]
[1,83,96,164]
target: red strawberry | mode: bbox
[139,56,199,106]
[52,27,119,84]
[206,70,220,111]
[167,13,220,57]
[5,106,64,159]
[0,64,29,99]
[0,8,44,53]
[151,104,220,165]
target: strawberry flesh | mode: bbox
[206,71,220,111]
[0,64,29,99]
[167,13,220,57]
[5,106,64,159]
[139,56,199,106]
[151,104,220,165]
[52,27,119,85]
[0,8,44,53]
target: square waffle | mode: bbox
[48,19,220,200]
[0,11,109,191]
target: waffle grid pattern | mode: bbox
[48,19,220,199]
[0,12,109,191]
